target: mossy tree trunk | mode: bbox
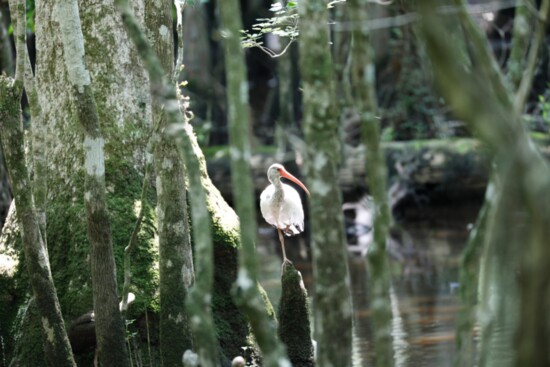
[508,0,536,92]
[144,2,195,364]
[418,2,550,367]
[181,121,219,367]
[56,1,129,365]
[0,1,74,365]
[0,0,155,364]
[172,5,220,366]
[298,1,353,366]
[116,0,272,364]
[218,0,290,365]
[0,74,76,367]
[348,1,395,366]
[454,1,547,365]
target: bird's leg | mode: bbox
[277,228,289,264]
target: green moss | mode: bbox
[0,269,25,364]
[3,155,159,365]
[530,131,550,145]
[278,263,314,367]
[451,138,477,154]
[8,301,46,367]
[210,231,249,361]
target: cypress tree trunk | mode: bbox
[0,75,76,367]
[418,2,550,366]
[454,180,491,367]
[117,0,276,362]
[218,0,290,365]
[507,0,535,91]
[0,2,75,365]
[298,1,353,366]
[144,2,195,364]
[182,119,219,367]
[56,1,129,366]
[172,5,220,366]
[455,1,547,365]
[348,1,395,365]
[0,0,156,364]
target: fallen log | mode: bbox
[207,138,492,202]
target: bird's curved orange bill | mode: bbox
[280,168,310,197]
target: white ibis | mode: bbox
[260,163,310,263]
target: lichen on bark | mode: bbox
[298,0,353,365]
[0,74,76,367]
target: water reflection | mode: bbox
[258,200,480,366]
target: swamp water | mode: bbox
[257,199,481,366]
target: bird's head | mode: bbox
[267,163,310,196]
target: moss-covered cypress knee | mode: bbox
[278,263,315,367]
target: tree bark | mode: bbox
[144,2,195,364]
[0,1,75,364]
[183,120,220,367]
[0,75,76,367]
[418,2,550,366]
[218,0,290,365]
[349,1,395,366]
[171,4,221,366]
[298,1,353,366]
[3,0,154,363]
[116,0,275,362]
[507,0,535,92]
[55,1,129,366]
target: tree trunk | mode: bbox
[183,120,219,367]
[173,4,220,366]
[0,2,75,365]
[418,2,550,366]
[116,1,271,363]
[145,2,195,364]
[0,74,76,367]
[0,0,157,364]
[507,0,535,92]
[349,1,395,365]
[218,0,290,365]
[298,1,353,366]
[56,1,129,365]
[0,8,13,232]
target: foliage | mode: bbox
[240,1,299,55]
[378,9,446,141]
[538,92,550,132]
[7,0,35,34]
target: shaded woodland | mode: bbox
[0,0,549,367]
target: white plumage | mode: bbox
[260,163,309,263]
[260,182,304,235]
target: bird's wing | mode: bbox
[279,185,305,234]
